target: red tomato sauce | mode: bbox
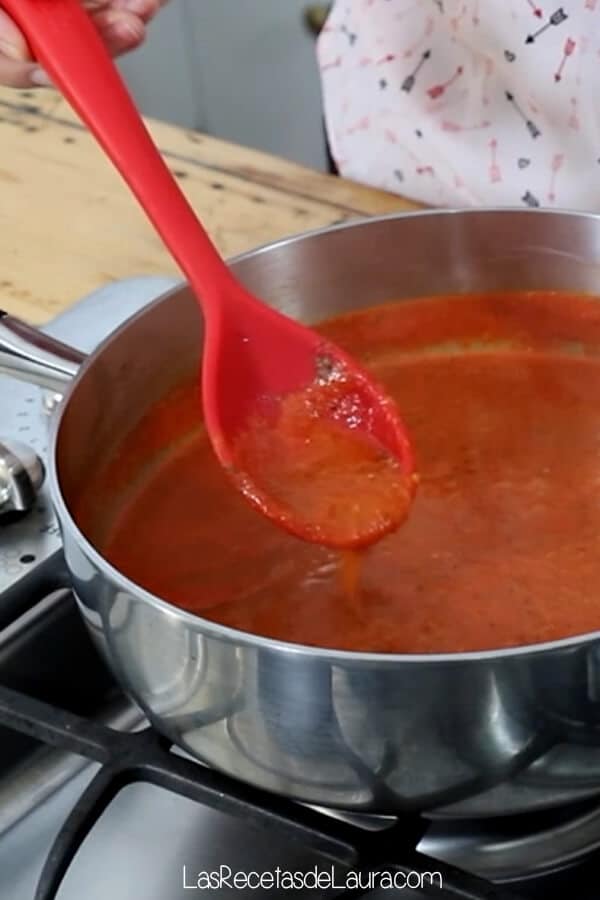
[229,374,414,549]
[76,291,600,653]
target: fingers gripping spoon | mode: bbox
[4,0,417,549]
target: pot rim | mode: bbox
[48,205,600,665]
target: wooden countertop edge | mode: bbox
[0,89,421,217]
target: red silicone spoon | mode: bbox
[4,0,417,548]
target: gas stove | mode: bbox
[2,278,600,899]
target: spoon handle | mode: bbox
[1,0,232,307]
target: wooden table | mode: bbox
[0,87,419,325]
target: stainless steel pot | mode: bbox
[3,207,600,820]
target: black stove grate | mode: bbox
[0,683,527,900]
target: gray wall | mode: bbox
[118,0,329,171]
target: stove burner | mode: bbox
[0,683,525,900]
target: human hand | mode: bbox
[0,0,166,88]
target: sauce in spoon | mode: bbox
[229,358,418,550]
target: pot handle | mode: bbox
[0,310,85,392]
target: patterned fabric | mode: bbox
[316,1,600,209]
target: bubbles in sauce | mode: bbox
[76,292,600,653]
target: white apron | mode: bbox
[317,0,600,209]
